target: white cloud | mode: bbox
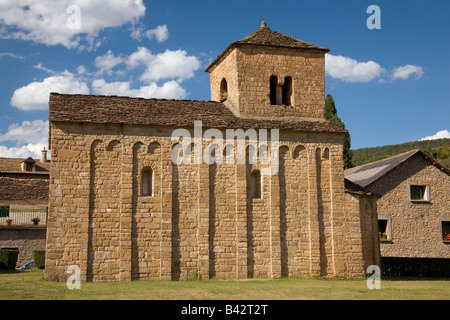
[76,65,87,75]
[325,54,386,83]
[0,52,24,59]
[0,0,146,49]
[33,63,54,74]
[10,70,89,111]
[392,65,424,80]
[0,119,49,159]
[10,46,201,111]
[420,130,450,141]
[0,143,48,159]
[0,120,48,144]
[92,79,187,99]
[94,50,124,75]
[131,24,169,43]
[145,24,169,42]
[126,47,201,82]
[326,54,424,83]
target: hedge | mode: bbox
[381,257,450,278]
[0,249,19,269]
[33,250,46,269]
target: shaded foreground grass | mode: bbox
[0,269,449,300]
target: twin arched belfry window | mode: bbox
[270,76,292,106]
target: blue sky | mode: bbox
[0,0,449,158]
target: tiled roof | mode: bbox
[49,93,346,133]
[206,23,329,72]
[235,24,329,51]
[0,157,49,174]
[0,177,49,200]
[344,149,450,188]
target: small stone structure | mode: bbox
[45,22,380,282]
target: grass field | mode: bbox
[0,269,449,300]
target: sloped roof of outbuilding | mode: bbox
[344,149,450,188]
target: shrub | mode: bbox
[33,250,46,269]
[0,249,19,269]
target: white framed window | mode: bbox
[409,185,430,202]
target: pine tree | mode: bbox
[325,94,353,169]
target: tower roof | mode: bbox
[206,22,330,72]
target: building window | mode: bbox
[220,78,228,102]
[0,206,10,218]
[250,170,261,199]
[282,76,292,106]
[270,75,293,106]
[410,185,429,202]
[378,218,391,241]
[270,76,278,105]
[442,221,450,242]
[22,157,36,172]
[141,167,153,196]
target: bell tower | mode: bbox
[206,22,330,120]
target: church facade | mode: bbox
[45,22,380,282]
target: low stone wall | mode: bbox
[0,226,46,266]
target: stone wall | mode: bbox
[45,122,378,282]
[0,226,46,266]
[367,153,450,258]
[343,192,380,272]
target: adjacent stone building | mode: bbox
[345,150,450,259]
[0,153,49,265]
[45,22,380,282]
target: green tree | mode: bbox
[325,94,353,169]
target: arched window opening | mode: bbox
[323,148,330,160]
[270,76,278,105]
[250,170,261,199]
[282,76,292,106]
[141,167,153,196]
[220,78,228,102]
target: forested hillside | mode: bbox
[351,139,450,169]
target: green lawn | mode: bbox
[0,269,449,300]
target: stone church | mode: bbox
[45,22,380,282]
